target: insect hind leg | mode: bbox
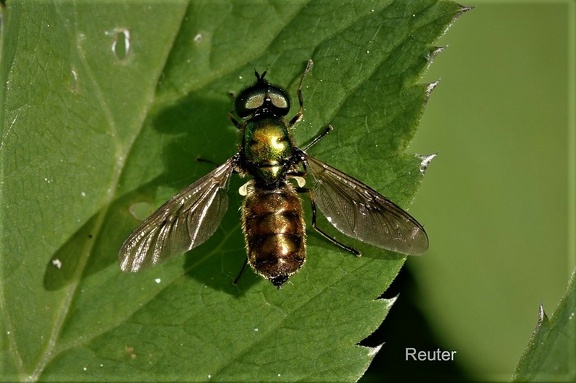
[233,258,249,286]
[296,186,361,257]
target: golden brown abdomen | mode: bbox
[242,182,306,287]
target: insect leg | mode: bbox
[302,125,334,152]
[228,112,242,129]
[196,157,218,166]
[296,187,361,257]
[289,59,314,126]
[197,153,242,178]
[233,257,249,286]
[197,154,240,169]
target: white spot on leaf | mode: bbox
[52,259,62,269]
[105,28,131,62]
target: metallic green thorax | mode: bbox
[242,117,295,186]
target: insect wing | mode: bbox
[119,158,235,272]
[305,155,428,256]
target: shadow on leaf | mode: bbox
[43,86,260,295]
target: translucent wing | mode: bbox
[305,155,428,256]
[119,158,235,272]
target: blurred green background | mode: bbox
[365,2,574,381]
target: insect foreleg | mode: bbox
[289,59,314,126]
[228,112,242,129]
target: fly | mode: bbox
[118,60,429,288]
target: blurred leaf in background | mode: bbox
[513,269,576,382]
[407,2,575,380]
[0,1,465,382]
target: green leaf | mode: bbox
[0,1,466,381]
[512,268,576,382]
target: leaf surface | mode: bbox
[0,1,465,381]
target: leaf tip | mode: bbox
[440,3,474,40]
[367,343,384,358]
[457,4,475,15]
[380,294,399,309]
[537,303,549,327]
[425,81,440,99]
[528,303,550,341]
[419,153,437,174]
[427,46,446,63]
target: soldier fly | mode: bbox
[119,60,428,288]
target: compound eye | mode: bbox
[243,92,265,111]
[267,87,290,115]
[234,82,291,118]
[235,87,264,118]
